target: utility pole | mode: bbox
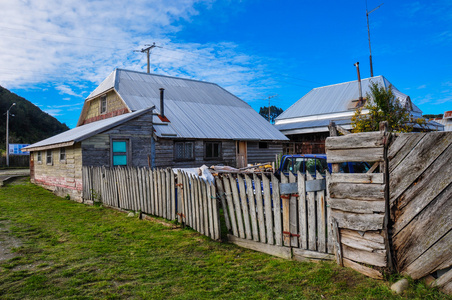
[134,43,160,73]
[366,2,383,77]
[267,95,277,123]
[6,103,16,167]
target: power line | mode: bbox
[134,43,161,73]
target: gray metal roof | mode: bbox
[23,108,153,151]
[275,117,352,132]
[276,75,421,121]
[88,69,288,141]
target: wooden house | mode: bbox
[274,75,439,154]
[23,69,288,200]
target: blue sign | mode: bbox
[9,144,30,155]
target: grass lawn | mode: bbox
[0,178,449,299]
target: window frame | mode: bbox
[204,141,222,160]
[100,95,107,114]
[174,141,195,161]
[110,138,130,167]
[37,151,42,164]
[59,148,66,162]
[46,149,53,165]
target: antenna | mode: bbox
[366,1,383,77]
[134,43,161,73]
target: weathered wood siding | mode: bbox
[389,132,452,293]
[247,142,283,164]
[154,139,236,168]
[82,166,221,241]
[325,130,391,279]
[218,172,334,261]
[31,144,83,201]
[82,113,154,167]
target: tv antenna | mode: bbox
[366,1,383,77]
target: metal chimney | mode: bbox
[354,62,364,106]
[159,88,165,117]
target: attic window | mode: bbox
[100,96,107,114]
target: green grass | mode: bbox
[0,178,449,299]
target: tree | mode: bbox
[259,106,283,124]
[351,81,425,133]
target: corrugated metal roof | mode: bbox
[23,108,153,151]
[276,75,418,121]
[88,69,288,141]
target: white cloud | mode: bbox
[417,84,427,89]
[43,108,62,116]
[0,0,272,103]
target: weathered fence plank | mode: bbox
[297,171,308,250]
[254,174,266,243]
[329,183,384,201]
[280,173,290,246]
[238,175,252,240]
[325,131,385,150]
[216,177,231,232]
[229,174,245,239]
[289,172,298,247]
[262,174,274,245]
[223,176,238,237]
[316,171,326,253]
[245,175,259,242]
[306,172,316,251]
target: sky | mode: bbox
[1,0,451,129]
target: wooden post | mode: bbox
[333,218,343,266]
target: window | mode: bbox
[112,140,128,166]
[174,141,194,160]
[100,96,107,114]
[60,148,66,161]
[259,142,268,149]
[205,142,221,159]
[37,151,42,163]
[46,150,52,165]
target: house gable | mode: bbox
[77,89,130,126]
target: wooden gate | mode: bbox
[216,172,334,261]
[389,132,452,293]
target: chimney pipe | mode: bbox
[159,88,165,117]
[354,62,363,105]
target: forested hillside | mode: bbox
[0,86,69,152]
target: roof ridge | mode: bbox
[116,68,220,86]
[311,75,384,90]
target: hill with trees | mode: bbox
[0,86,69,153]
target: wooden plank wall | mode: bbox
[325,131,391,279]
[389,132,452,294]
[217,172,334,261]
[82,166,221,241]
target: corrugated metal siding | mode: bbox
[276,76,414,121]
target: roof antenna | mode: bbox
[134,43,161,73]
[366,1,383,77]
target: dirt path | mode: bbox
[0,220,22,262]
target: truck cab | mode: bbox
[275,154,371,178]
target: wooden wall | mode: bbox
[31,144,83,201]
[389,132,452,294]
[82,113,154,167]
[154,139,236,169]
[247,142,283,164]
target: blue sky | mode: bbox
[1,0,451,128]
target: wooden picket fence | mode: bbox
[82,166,220,240]
[216,172,334,260]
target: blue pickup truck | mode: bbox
[274,154,371,177]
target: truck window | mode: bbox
[351,162,370,173]
[282,158,293,173]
